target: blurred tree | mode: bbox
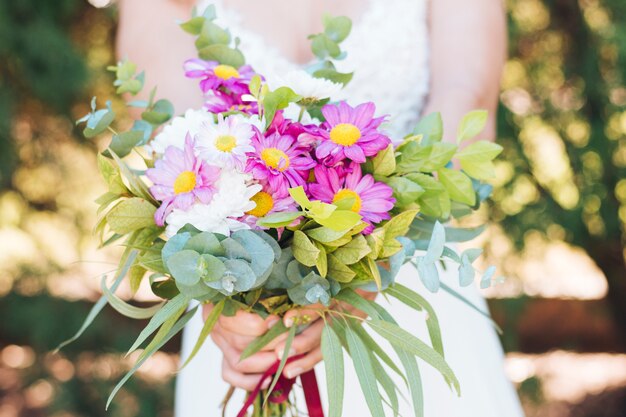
[0,0,88,187]
[494,0,626,338]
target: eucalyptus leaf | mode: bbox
[240,321,288,361]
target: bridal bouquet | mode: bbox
[61,6,502,417]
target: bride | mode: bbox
[117,0,525,416]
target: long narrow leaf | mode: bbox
[106,305,198,409]
[370,351,400,416]
[386,283,444,356]
[138,304,187,363]
[370,303,424,417]
[240,321,288,361]
[101,275,164,319]
[366,319,460,395]
[345,324,385,417]
[352,323,406,384]
[180,300,224,369]
[264,325,296,403]
[55,251,138,352]
[321,324,344,417]
[439,282,502,333]
[126,293,189,355]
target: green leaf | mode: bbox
[83,100,115,138]
[367,319,460,394]
[292,230,320,267]
[179,16,205,35]
[311,34,340,59]
[327,254,357,283]
[415,258,440,292]
[142,99,174,125]
[306,226,349,244]
[289,186,311,208]
[386,284,444,357]
[437,168,476,206]
[351,323,407,385]
[309,200,337,219]
[456,141,503,161]
[424,222,445,264]
[240,321,288,361]
[323,15,352,43]
[315,242,328,278]
[105,198,156,234]
[312,69,353,86]
[387,177,425,207]
[317,209,361,231]
[370,143,396,176]
[333,234,371,265]
[256,211,302,228]
[265,325,297,402]
[55,251,138,352]
[457,110,488,144]
[406,173,451,219]
[181,300,224,369]
[345,324,385,417]
[200,254,227,283]
[101,275,164,319]
[107,305,197,409]
[366,257,382,290]
[383,210,419,241]
[460,159,496,180]
[129,264,147,293]
[199,21,231,45]
[412,112,443,146]
[198,44,245,68]
[321,324,344,417]
[263,86,302,127]
[108,130,144,158]
[167,250,202,286]
[97,154,127,195]
[126,293,189,355]
[455,141,503,180]
[109,151,156,203]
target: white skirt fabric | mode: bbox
[174,262,525,417]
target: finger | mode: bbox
[212,322,259,351]
[213,331,278,374]
[222,359,269,391]
[274,319,324,358]
[283,305,325,328]
[282,347,323,379]
[219,310,268,336]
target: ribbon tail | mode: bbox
[301,369,324,417]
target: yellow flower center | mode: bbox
[246,191,274,217]
[215,135,237,152]
[214,64,240,80]
[261,148,290,172]
[173,171,197,195]
[329,123,361,146]
[332,189,362,212]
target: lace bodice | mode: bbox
[196,0,430,139]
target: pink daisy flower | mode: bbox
[316,101,391,164]
[308,162,395,233]
[203,90,258,115]
[246,132,316,194]
[146,135,221,226]
[184,58,255,96]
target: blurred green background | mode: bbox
[0,0,625,416]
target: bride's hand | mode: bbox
[205,290,376,390]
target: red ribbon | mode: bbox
[236,354,324,417]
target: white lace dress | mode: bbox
[175,1,525,416]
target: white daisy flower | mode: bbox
[145,108,215,154]
[164,169,262,237]
[274,70,343,102]
[195,114,256,170]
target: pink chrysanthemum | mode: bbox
[246,132,316,194]
[146,135,221,226]
[240,186,298,228]
[308,162,395,233]
[184,59,255,96]
[316,101,391,164]
[203,90,258,115]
